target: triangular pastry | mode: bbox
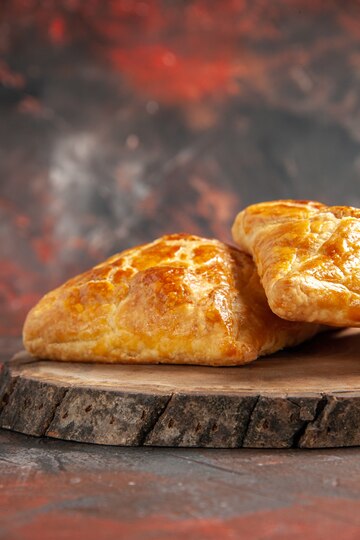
[232,200,360,327]
[23,234,321,366]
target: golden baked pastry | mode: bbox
[23,234,321,366]
[232,200,360,327]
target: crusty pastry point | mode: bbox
[232,200,360,327]
[23,234,321,366]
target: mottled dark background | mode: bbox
[1,0,360,336]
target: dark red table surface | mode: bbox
[2,2,360,538]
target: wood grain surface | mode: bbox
[1,329,359,448]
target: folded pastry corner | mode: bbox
[23,233,321,366]
[232,200,360,327]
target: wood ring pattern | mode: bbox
[1,329,360,448]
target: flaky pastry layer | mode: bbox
[232,200,360,327]
[23,234,321,365]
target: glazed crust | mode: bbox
[23,234,321,366]
[232,200,360,327]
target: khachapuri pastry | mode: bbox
[232,200,360,327]
[23,234,321,366]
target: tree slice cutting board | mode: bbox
[1,329,359,449]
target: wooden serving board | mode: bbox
[1,329,359,448]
